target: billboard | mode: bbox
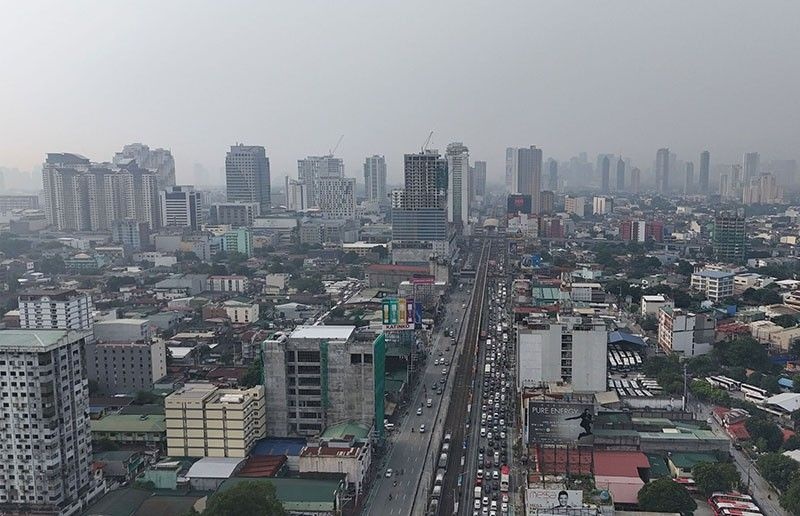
[381,297,419,331]
[525,489,584,513]
[507,194,532,215]
[527,401,595,445]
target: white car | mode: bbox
[419,424,426,433]
[474,499,482,510]
[417,407,423,416]
[385,468,393,477]
[482,496,489,506]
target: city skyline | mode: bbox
[1,1,799,185]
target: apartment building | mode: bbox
[165,383,266,458]
[209,275,249,293]
[0,330,102,515]
[516,316,608,393]
[85,338,167,394]
[691,270,735,302]
[222,300,259,324]
[641,295,674,317]
[657,307,715,357]
[569,283,605,303]
[262,326,380,437]
[18,288,94,330]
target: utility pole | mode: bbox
[682,362,688,411]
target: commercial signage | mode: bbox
[525,489,584,513]
[507,193,532,215]
[527,401,595,445]
[381,297,420,331]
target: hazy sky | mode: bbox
[1,1,798,184]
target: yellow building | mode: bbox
[165,383,266,458]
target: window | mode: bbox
[350,354,362,364]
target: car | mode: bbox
[385,469,393,477]
[487,432,493,440]
[482,496,489,507]
[441,368,447,375]
[474,499,482,510]
[492,470,499,480]
[419,424,426,433]
[480,427,486,437]
[500,431,506,439]
[416,407,423,416]
[477,468,484,478]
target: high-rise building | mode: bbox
[392,150,450,262]
[713,209,747,263]
[656,148,670,193]
[516,316,607,393]
[592,196,613,215]
[112,219,150,250]
[564,196,586,218]
[719,174,730,198]
[298,155,344,207]
[285,177,310,212]
[684,162,694,194]
[262,327,381,437]
[445,142,470,227]
[472,160,487,203]
[505,148,515,192]
[547,159,558,192]
[0,329,101,514]
[363,155,387,205]
[615,157,625,192]
[510,146,543,213]
[208,202,260,227]
[539,190,555,214]
[731,164,743,185]
[742,173,782,205]
[165,383,266,458]
[600,155,610,193]
[225,144,271,213]
[317,176,356,219]
[42,154,160,231]
[743,152,760,181]
[18,288,94,330]
[630,167,641,194]
[114,143,176,187]
[160,185,203,229]
[699,151,710,194]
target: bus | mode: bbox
[500,465,510,492]
[740,383,769,403]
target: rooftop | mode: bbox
[186,457,244,479]
[90,414,166,434]
[289,325,355,341]
[668,451,718,469]
[0,329,88,351]
[217,477,342,511]
[321,421,371,440]
[693,269,735,279]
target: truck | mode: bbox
[438,452,448,469]
[432,485,442,499]
[442,442,450,454]
[474,486,482,499]
[500,465,510,492]
[435,468,445,486]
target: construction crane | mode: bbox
[328,135,344,157]
[421,131,434,153]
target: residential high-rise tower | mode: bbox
[713,209,747,264]
[363,155,387,205]
[225,144,271,213]
[445,142,470,227]
[656,148,670,193]
[699,151,710,194]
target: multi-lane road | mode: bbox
[362,265,478,516]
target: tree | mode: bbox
[774,314,799,328]
[637,478,697,514]
[692,462,740,496]
[38,255,66,274]
[746,417,784,452]
[640,315,658,332]
[676,260,694,276]
[760,374,781,394]
[783,434,800,451]
[781,476,800,514]
[757,452,800,491]
[204,480,287,516]
[713,336,770,370]
[134,390,158,405]
[242,357,263,388]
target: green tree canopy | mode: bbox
[746,417,784,452]
[691,462,740,496]
[757,452,800,491]
[781,475,800,514]
[774,314,799,328]
[204,480,287,516]
[713,336,770,370]
[637,478,697,515]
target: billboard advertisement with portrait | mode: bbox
[525,488,584,513]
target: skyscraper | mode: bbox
[225,144,271,213]
[600,155,610,193]
[363,155,387,205]
[547,159,558,192]
[505,148,515,192]
[317,176,356,219]
[298,155,344,207]
[743,152,760,181]
[114,143,176,187]
[511,146,543,213]
[656,148,670,193]
[446,142,470,227]
[391,150,449,263]
[630,167,641,194]
[684,162,694,194]
[160,185,203,229]
[699,151,710,194]
[472,160,487,202]
[616,157,625,192]
[713,209,747,264]
[0,330,102,514]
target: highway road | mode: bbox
[362,257,479,516]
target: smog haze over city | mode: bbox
[1,0,799,186]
